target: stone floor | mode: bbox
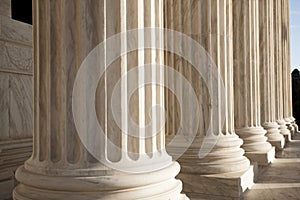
[244,133,300,200]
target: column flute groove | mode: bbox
[233,0,275,165]
[259,0,285,150]
[13,1,186,199]
[165,0,254,198]
[273,0,292,142]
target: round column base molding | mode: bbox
[168,134,251,175]
[288,116,299,133]
[277,119,292,142]
[262,122,284,142]
[236,126,272,153]
[284,118,295,135]
[13,162,183,200]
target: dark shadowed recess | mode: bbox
[11,0,32,25]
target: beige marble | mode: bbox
[281,0,295,136]
[0,73,33,140]
[259,0,285,150]
[9,74,33,138]
[244,134,300,200]
[233,0,275,165]
[0,41,32,73]
[13,0,185,199]
[273,0,292,141]
[180,166,254,199]
[0,0,295,199]
[0,2,34,200]
[165,0,253,198]
[0,138,32,200]
[0,72,10,139]
[281,0,299,135]
[0,0,11,17]
[0,16,33,46]
[286,0,299,134]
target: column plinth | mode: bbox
[284,118,295,136]
[262,122,285,149]
[235,127,275,165]
[277,119,292,142]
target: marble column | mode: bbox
[273,0,292,142]
[259,0,285,150]
[282,0,299,135]
[165,0,253,199]
[233,0,275,165]
[13,1,187,199]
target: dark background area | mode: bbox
[11,0,32,24]
[292,69,300,124]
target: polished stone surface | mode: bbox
[13,1,186,199]
[164,0,253,198]
[244,133,300,200]
[233,0,274,165]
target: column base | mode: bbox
[285,118,295,137]
[178,166,254,199]
[292,123,299,134]
[277,120,292,142]
[262,122,285,151]
[244,146,275,166]
[13,162,184,200]
[268,139,285,151]
[289,116,299,134]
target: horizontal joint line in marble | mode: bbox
[0,69,33,76]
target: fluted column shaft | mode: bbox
[233,0,274,165]
[165,0,253,198]
[259,0,285,149]
[287,0,299,133]
[282,0,298,134]
[273,0,292,141]
[13,1,185,200]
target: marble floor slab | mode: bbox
[243,133,300,200]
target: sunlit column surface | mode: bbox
[13,1,186,199]
[259,0,285,150]
[164,0,253,198]
[233,0,275,165]
[282,0,299,134]
[273,0,292,142]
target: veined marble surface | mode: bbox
[0,72,33,140]
[0,0,11,17]
[0,7,33,140]
[244,133,300,200]
[0,41,32,73]
[0,16,33,46]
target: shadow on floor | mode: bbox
[244,134,300,200]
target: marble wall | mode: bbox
[0,7,33,140]
[0,1,33,199]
